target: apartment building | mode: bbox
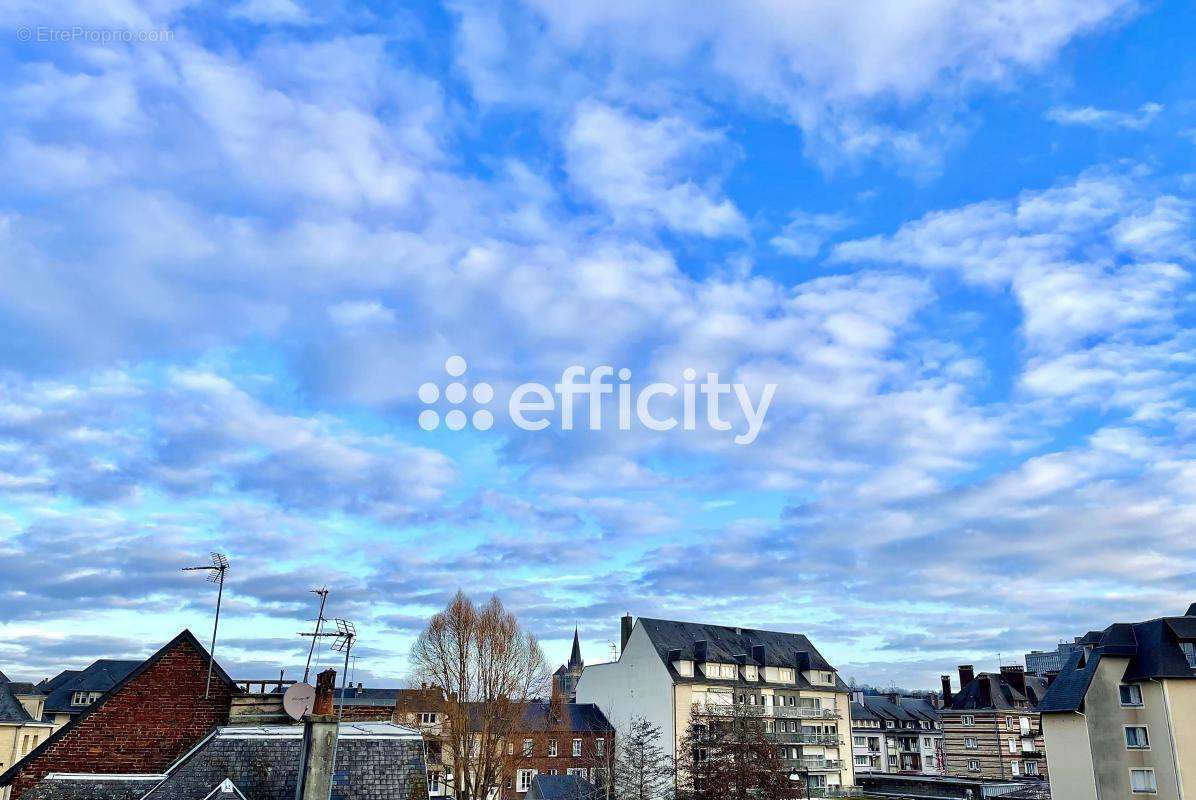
[1025,640,1083,676]
[849,692,943,775]
[939,665,1048,780]
[577,615,855,793]
[1039,603,1196,800]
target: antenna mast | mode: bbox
[182,551,230,699]
[302,587,330,684]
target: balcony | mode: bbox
[794,758,843,772]
[772,733,843,746]
[772,706,842,720]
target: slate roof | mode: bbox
[0,670,9,683]
[0,682,36,723]
[20,775,165,800]
[947,672,1049,711]
[140,723,427,800]
[636,617,845,689]
[465,701,613,733]
[529,774,601,800]
[40,661,141,714]
[850,695,941,729]
[1039,605,1196,714]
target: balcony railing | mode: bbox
[695,702,841,720]
[793,758,843,771]
[773,733,844,746]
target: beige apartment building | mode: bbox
[577,615,855,794]
[1040,604,1196,800]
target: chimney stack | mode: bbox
[958,664,975,688]
[1001,665,1027,698]
[940,675,953,707]
[620,614,633,654]
[751,644,766,666]
[298,669,339,800]
[694,640,708,662]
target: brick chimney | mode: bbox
[941,675,953,707]
[958,664,975,688]
[1001,665,1028,698]
[620,614,633,654]
[298,669,339,800]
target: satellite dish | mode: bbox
[283,682,316,721]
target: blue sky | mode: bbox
[1,0,1195,690]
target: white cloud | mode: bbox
[1046,102,1163,130]
[564,102,747,238]
[770,212,851,258]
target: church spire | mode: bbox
[569,626,583,669]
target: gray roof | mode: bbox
[636,617,844,688]
[850,695,940,728]
[40,661,141,714]
[1039,606,1196,713]
[141,723,426,800]
[947,672,1049,711]
[465,701,613,733]
[0,682,35,723]
[0,670,8,682]
[529,774,601,800]
[20,776,164,800]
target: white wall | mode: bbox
[576,623,677,758]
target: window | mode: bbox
[888,755,897,768]
[1120,684,1144,707]
[516,770,536,793]
[548,739,558,757]
[522,739,533,756]
[572,738,582,757]
[1182,643,1196,670]
[21,736,30,755]
[1125,726,1150,749]
[567,768,587,778]
[854,736,866,746]
[968,760,981,772]
[508,743,514,755]
[1131,769,1158,794]
[965,737,978,749]
[1011,760,1020,776]
[962,714,975,726]
[420,712,438,725]
[744,666,758,681]
[70,691,101,707]
[595,739,604,757]
[778,668,795,683]
[428,773,441,793]
[1025,761,1039,776]
[1008,738,1018,754]
[1005,716,1015,729]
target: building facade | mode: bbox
[939,665,1048,781]
[1039,603,1196,800]
[849,692,943,776]
[577,615,855,793]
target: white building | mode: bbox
[576,615,855,793]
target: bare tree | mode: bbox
[613,716,673,800]
[676,703,801,800]
[411,591,551,800]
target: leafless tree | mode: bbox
[411,591,551,800]
[676,702,801,800]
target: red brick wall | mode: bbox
[500,730,614,800]
[8,637,232,798]
[336,704,396,722]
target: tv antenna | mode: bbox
[299,618,356,722]
[182,551,229,699]
[301,587,330,684]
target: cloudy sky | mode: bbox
[1,0,1194,690]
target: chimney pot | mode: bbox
[1001,665,1027,698]
[940,675,953,707]
[620,614,633,654]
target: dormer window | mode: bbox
[743,665,758,681]
[70,691,102,707]
[674,659,694,677]
[777,668,795,683]
[707,663,736,679]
